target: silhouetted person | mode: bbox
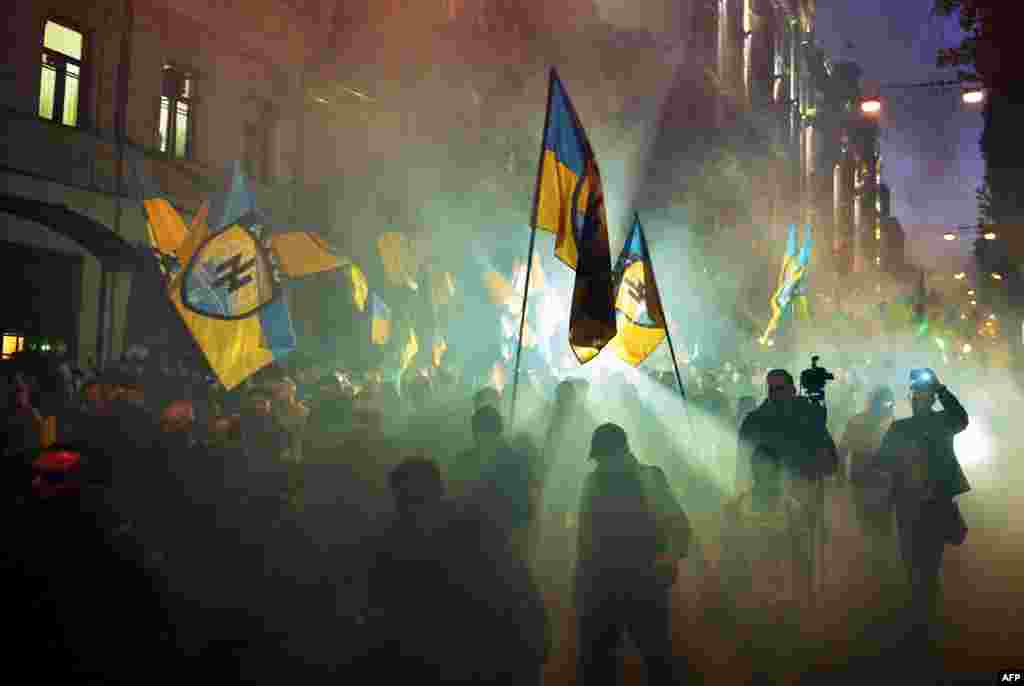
[473,386,502,414]
[721,446,810,685]
[365,458,460,683]
[738,369,838,607]
[877,369,969,659]
[449,405,506,501]
[575,423,694,686]
[841,386,898,579]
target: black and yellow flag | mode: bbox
[608,215,667,366]
[531,70,616,362]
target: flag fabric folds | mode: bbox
[761,224,811,343]
[432,335,447,368]
[378,231,420,290]
[608,215,667,367]
[349,263,369,312]
[129,150,188,256]
[430,270,456,307]
[270,232,348,278]
[370,292,392,344]
[400,327,419,372]
[138,162,297,390]
[532,69,603,272]
[530,70,616,363]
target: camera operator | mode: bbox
[876,368,970,657]
[738,368,839,610]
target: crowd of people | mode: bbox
[1,343,977,684]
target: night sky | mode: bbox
[815,0,983,270]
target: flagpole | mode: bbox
[635,213,696,443]
[511,69,557,425]
[510,229,538,423]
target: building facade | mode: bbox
[1,0,339,365]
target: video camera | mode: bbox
[800,355,835,404]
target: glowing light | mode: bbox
[967,290,975,296]
[954,272,966,280]
[970,300,977,306]
[943,233,958,241]
[860,98,881,115]
[983,232,997,240]
[962,343,972,354]
[989,313,997,320]
[954,415,991,469]
[961,88,985,105]
[992,272,1003,280]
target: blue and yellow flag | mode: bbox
[608,215,667,367]
[159,163,296,390]
[532,69,604,271]
[761,224,811,343]
[370,292,392,345]
[129,149,187,276]
[792,225,813,321]
[531,70,616,362]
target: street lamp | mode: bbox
[962,88,985,105]
[860,97,882,115]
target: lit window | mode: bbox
[2,334,25,360]
[39,20,83,126]
[159,65,195,159]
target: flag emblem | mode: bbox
[180,222,280,320]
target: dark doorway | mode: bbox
[0,239,83,356]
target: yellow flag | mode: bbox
[175,202,210,266]
[484,271,516,308]
[378,232,419,290]
[431,270,456,307]
[432,336,447,368]
[168,271,275,390]
[400,327,419,372]
[607,216,667,367]
[270,232,347,278]
[350,263,369,312]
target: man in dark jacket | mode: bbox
[738,369,839,608]
[575,423,694,685]
[877,368,969,654]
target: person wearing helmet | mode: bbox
[575,423,694,685]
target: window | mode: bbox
[39,20,84,126]
[159,65,195,159]
[2,334,25,360]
